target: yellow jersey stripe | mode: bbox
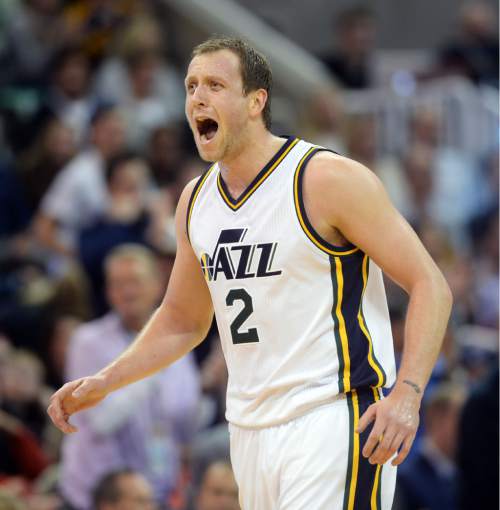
[370,388,382,510]
[348,389,360,510]
[217,137,299,210]
[293,148,360,256]
[358,255,385,387]
[335,256,351,393]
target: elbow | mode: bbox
[429,269,453,312]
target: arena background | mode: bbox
[0,1,498,509]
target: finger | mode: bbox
[47,400,78,434]
[391,433,416,466]
[372,430,404,465]
[71,380,90,399]
[362,419,387,458]
[357,404,377,434]
[369,426,397,464]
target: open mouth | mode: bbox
[196,118,219,143]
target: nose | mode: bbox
[191,84,208,106]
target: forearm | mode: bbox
[396,273,453,394]
[98,303,210,393]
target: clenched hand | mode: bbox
[47,375,108,434]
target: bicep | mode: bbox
[320,159,440,292]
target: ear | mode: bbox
[248,89,268,120]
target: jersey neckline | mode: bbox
[216,135,299,211]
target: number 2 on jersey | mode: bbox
[226,289,260,344]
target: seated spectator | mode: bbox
[439,1,499,87]
[36,45,96,147]
[147,123,189,190]
[119,49,184,151]
[194,460,239,510]
[397,383,465,510]
[0,0,69,87]
[92,469,156,510]
[78,152,173,314]
[321,6,376,89]
[18,118,76,215]
[94,14,184,129]
[34,105,126,256]
[59,245,200,510]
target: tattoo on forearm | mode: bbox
[403,380,421,394]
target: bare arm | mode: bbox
[304,153,453,465]
[47,180,214,433]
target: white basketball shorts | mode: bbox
[228,388,397,510]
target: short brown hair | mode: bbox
[191,36,272,130]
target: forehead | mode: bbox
[186,49,241,81]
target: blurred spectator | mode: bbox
[119,49,184,151]
[321,6,376,89]
[300,87,346,153]
[61,0,144,67]
[78,152,174,314]
[440,1,499,87]
[408,108,488,243]
[0,160,30,240]
[18,118,76,215]
[94,14,185,135]
[193,460,239,510]
[92,469,156,510]
[457,363,499,510]
[147,123,188,190]
[60,245,200,510]
[36,45,95,147]
[0,491,27,510]
[397,383,465,510]
[0,0,69,86]
[34,105,126,256]
[345,114,411,218]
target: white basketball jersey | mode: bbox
[188,137,396,428]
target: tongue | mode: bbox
[205,126,217,141]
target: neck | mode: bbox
[219,129,286,196]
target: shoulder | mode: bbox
[306,151,382,195]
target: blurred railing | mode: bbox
[343,77,499,157]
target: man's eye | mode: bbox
[211,82,222,90]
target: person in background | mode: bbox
[92,469,156,510]
[78,152,173,315]
[34,105,126,256]
[193,460,239,510]
[457,362,499,510]
[321,6,376,89]
[439,0,499,87]
[396,383,465,510]
[59,245,200,510]
[19,119,76,216]
[35,45,95,147]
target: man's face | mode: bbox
[106,257,161,328]
[196,463,240,510]
[101,474,156,510]
[185,50,250,163]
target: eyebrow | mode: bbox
[184,74,228,86]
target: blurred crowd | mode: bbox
[0,1,497,509]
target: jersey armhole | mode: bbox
[293,147,360,257]
[186,164,216,243]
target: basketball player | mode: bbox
[48,37,452,509]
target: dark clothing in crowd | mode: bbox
[457,364,499,510]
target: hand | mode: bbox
[47,375,108,434]
[357,383,421,466]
